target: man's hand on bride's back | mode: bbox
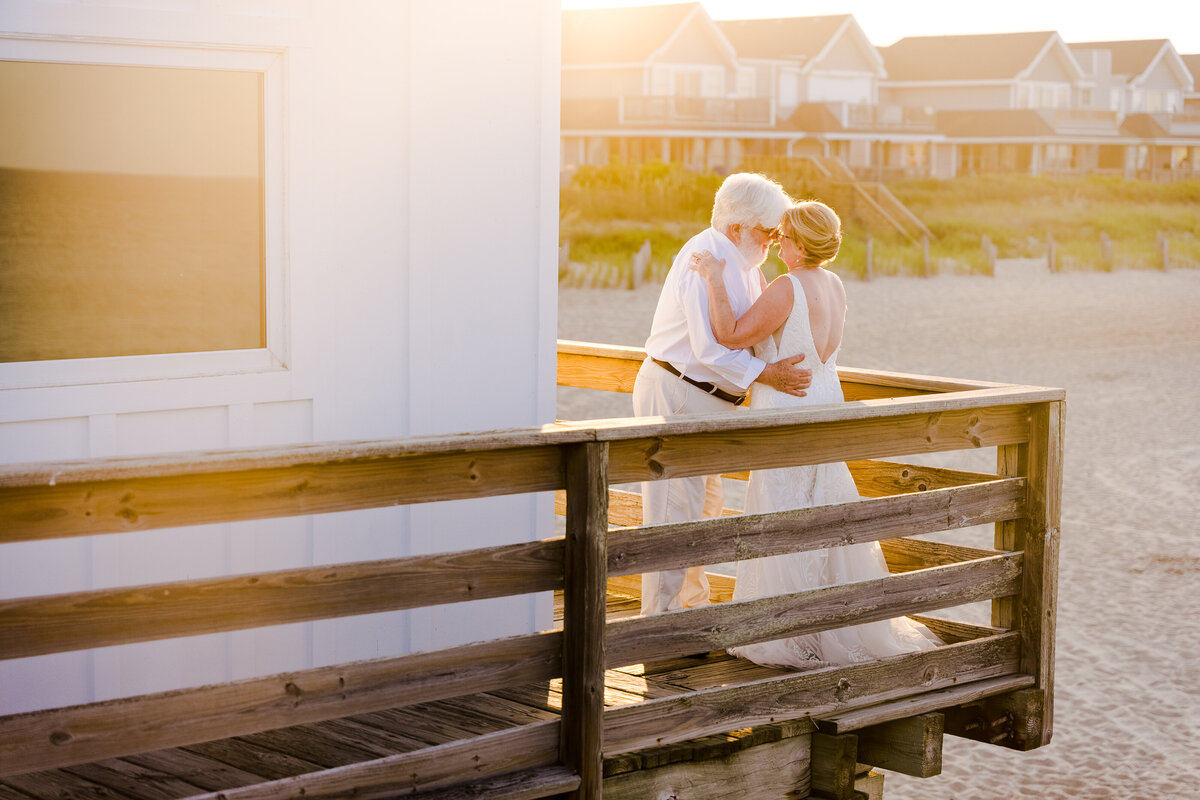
[757,354,811,396]
[687,250,725,281]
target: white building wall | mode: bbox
[0,0,559,714]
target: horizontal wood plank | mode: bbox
[847,459,999,498]
[184,720,562,800]
[557,350,642,393]
[556,341,1013,396]
[402,766,580,800]
[908,615,1008,644]
[0,632,561,777]
[0,446,566,544]
[606,553,1022,667]
[815,674,1036,734]
[605,479,1026,578]
[1,539,564,660]
[606,405,1033,485]
[879,537,1002,574]
[603,634,1021,755]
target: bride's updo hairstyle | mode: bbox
[783,201,842,267]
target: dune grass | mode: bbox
[559,164,1200,286]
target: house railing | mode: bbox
[619,95,775,126]
[0,340,1062,799]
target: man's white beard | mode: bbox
[737,239,769,270]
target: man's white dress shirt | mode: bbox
[643,227,766,394]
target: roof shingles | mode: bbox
[881,31,1059,82]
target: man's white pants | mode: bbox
[632,358,738,615]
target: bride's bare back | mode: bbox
[788,267,846,364]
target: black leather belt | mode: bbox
[650,358,748,406]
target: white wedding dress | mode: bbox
[728,273,940,669]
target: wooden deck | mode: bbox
[0,341,1062,799]
[0,579,1027,800]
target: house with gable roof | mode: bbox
[717,14,953,180]
[1071,39,1199,177]
[561,2,765,171]
[561,5,1199,182]
[1071,39,1193,114]
[879,31,1147,177]
[561,5,949,178]
[717,14,883,114]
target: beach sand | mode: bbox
[558,261,1200,799]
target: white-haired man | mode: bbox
[634,172,811,616]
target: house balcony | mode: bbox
[845,103,938,131]
[1049,108,1124,135]
[619,94,775,127]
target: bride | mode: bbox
[689,200,939,669]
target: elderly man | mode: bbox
[634,172,811,616]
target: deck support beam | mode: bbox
[811,732,860,800]
[562,442,609,799]
[944,688,1046,751]
[855,713,943,778]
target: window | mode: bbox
[0,59,263,364]
[0,37,284,389]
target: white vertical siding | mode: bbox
[0,0,559,712]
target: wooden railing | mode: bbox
[0,341,1062,799]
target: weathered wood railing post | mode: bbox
[562,441,609,799]
[1157,231,1169,271]
[922,234,931,278]
[1099,231,1113,272]
[992,401,1062,748]
[864,236,874,281]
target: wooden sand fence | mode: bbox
[0,341,1062,799]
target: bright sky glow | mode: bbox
[561,0,1200,54]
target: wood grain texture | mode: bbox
[942,687,1046,751]
[606,479,1025,579]
[182,720,562,800]
[815,674,1035,734]
[908,615,1007,644]
[606,404,1035,485]
[604,734,811,800]
[810,731,859,800]
[854,712,943,778]
[1023,402,1062,744]
[1,540,564,660]
[602,634,1021,755]
[0,445,567,543]
[606,553,1023,667]
[561,443,608,799]
[0,631,561,777]
[401,766,580,800]
[879,537,1002,574]
[555,340,1013,396]
[991,442,1027,630]
[847,459,999,498]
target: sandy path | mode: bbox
[558,261,1200,799]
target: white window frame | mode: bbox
[0,36,287,390]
